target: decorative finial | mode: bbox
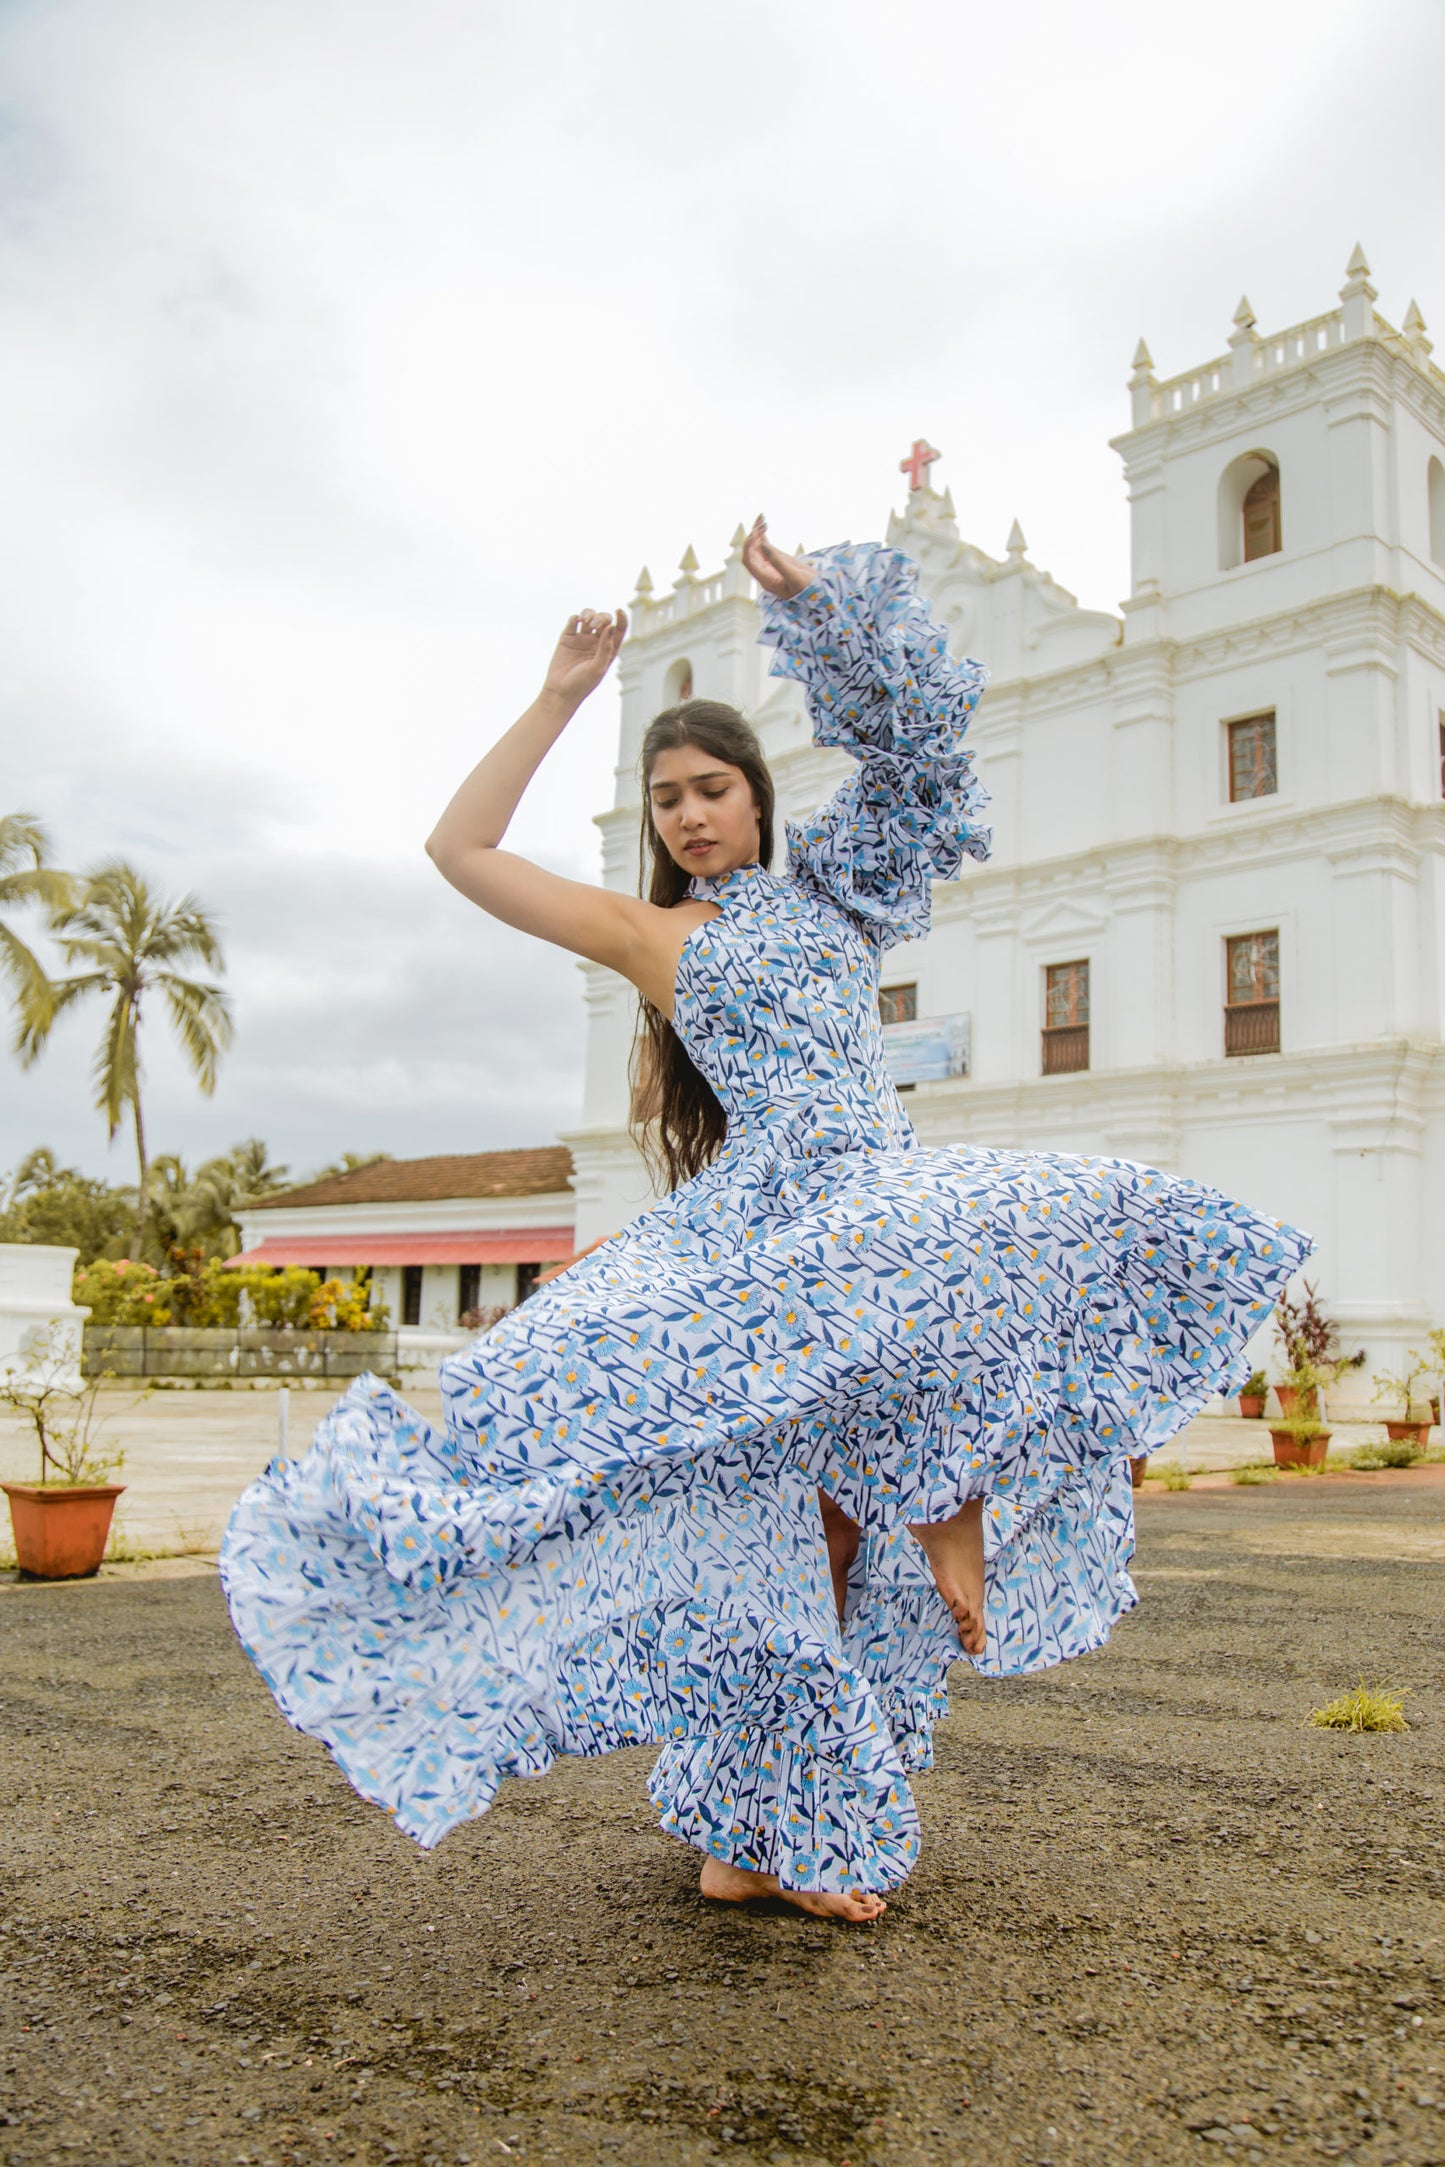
[899,438,941,493]
[1404,298,1432,358]
[1339,243,1377,336]
[677,544,699,579]
[1233,294,1256,329]
[1129,340,1158,422]
[1005,519,1027,560]
[632,565,654,598]
[728,523,748,552]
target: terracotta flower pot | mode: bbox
[1274,1385,1320,1420]
[2,1482,125,1579]
[1383,1420,1431,1449]
[1129,1455,1149,1489]
[1269,1430,1329,1470]
[1239,1394,1266,1420]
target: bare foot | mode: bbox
[908,1498,987,1656]
[699,1856,886,1922]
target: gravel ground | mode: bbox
[2,1472,1443,2167]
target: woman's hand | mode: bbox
[541,608,628,708]
[741,515,814,601]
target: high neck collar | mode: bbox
[686,861,770,902]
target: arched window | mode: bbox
[1242,467,1282,561]
[664,657,694,705]
[1429,456,1445,567]
[1218,451,1282,570]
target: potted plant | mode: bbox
[1238,1370,1268,1420]
[1273,1282,1364,1417]
[1273,1350,1331,1431]
[0,1325,125,1579]
[1269,1415,1332,1470]
[1426,1327,1445,1430]
[1371,1353,1434,1451]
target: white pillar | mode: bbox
[0,1244,89,1391]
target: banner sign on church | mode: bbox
[882,1013,971,1085]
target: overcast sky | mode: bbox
[2,0,1442,1186]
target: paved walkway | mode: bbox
[0,1383,1416,1559]
[0,1382,445,1558]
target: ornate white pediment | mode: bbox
[1018,897,1109,947]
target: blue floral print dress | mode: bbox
[222,541,1310,1895]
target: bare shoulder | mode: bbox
[613,893,722,1017]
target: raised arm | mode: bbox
[426,609,705,1014]
[748,526,992,951]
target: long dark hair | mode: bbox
[629,699,775,1191]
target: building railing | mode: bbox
[1148,308,1353,421]
[1224,1002,1281,1058]
[1041,1024,1090,1075]
[82,1325,398,1381]
[627,557,752,639]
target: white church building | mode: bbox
[562,250,1445,1404]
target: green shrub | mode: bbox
[74,1255,172,1325]
[75,1257,387,1332]
[154,1252,242,1327]
[309,1274,389,1333]
[1360,1438,1421,1473]
[1309,1682,1409,1733]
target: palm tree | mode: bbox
[0,814,74,1043]
[180,1137,291,1257]
[143,1152,195,1265]
[20,861,234,1258]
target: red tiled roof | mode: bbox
[249,1146,574,1212]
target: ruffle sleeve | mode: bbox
[757,540,992,951]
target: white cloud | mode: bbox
[2,0,1442,1175]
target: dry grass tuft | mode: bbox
[1308,1681,1410,1734]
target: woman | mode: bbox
[222,520,1308,1923]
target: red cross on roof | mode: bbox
[899,438,941,492]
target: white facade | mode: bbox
[561,252,1445,1403]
